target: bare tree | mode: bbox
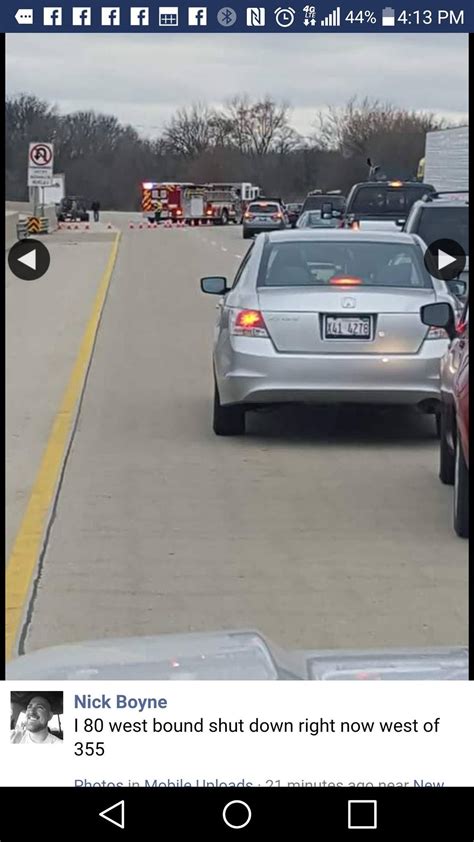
[163,103,220,158]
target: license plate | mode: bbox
[324,315,372,339]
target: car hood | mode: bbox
[6,631,468,680]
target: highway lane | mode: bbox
[14,220,467,655]
[6,228,117,558]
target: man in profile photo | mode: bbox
[10,693,63,744]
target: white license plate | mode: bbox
[324,316,372,339]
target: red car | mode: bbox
[421,299,469,538]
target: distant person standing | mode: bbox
[154,199,163,224]
[91,200,101,222]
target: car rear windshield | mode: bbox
[417,206,469,254]
[258,241,432,288]
[302,196,346,212]
[348,185,432,216]
[248,203,280,214]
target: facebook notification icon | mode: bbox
[72,7,92,26]
[101,7,120,25]
[130,7,149,25]
[43,7,62,25]
[188,7,207,25]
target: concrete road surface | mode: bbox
[7,218,467,657]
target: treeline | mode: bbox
[6,93,449,209]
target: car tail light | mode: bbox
[244,212,254,220]
[206,208,213,215]
[231,309,268,337]
[426,326,448,340]
[176,208,182,216]
[272,212,283,220]
[456,319,467,335]
[329,276,363,286]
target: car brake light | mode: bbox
[232,309,268,337]
[206,208,213,215]
[329,276,363,286]
[456,319,467,335]
[389,181,403,187]
[176,208,182,215]
[244,212,253,220]
[272,213,283,220]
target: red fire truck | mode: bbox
[141,181,260,224]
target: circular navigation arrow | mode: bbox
[424,238,466,282]
[8,239,50,281]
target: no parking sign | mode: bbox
[28,142,54,187]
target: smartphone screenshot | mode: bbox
[3,1,472,835]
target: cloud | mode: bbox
[6,33,468,135]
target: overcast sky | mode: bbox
[6,33,468,137]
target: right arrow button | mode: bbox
[424,238,466,282]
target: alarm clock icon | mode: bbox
[275,7,296,27]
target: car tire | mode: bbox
[453,431,469,538]
[439,405,455,485]
[213,381,245,436]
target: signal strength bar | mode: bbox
[320,6,340,26]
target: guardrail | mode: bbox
[17,218,29,240]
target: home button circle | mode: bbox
[222,800,252,829]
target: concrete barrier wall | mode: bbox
[43,204,58,232]
[5,211,19,250]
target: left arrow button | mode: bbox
[99,800,125,830]
[8,239,50,281]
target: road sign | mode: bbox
[28,142,54,187]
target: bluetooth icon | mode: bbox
[218,6,237,26]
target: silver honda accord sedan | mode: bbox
[201,230,455,435]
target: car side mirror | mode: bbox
[420,302,456,340]
[447,279,467,300]
[201,276,228,295]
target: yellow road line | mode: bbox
[5,231,121,661]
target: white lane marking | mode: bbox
[221,247,228,252]
[234,254,243,259]
[211,241,217,246]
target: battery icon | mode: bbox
[382,6,395,26]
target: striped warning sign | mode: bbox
[27,217,41,233]
[142,189,153,212]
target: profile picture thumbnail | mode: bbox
[10,691,63,744]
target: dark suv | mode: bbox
[301,192,346,216]
[404,191,468,300]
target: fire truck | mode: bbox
[205,182,262,221]
[141,181,262,224]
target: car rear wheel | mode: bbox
[453,431,469,538]
[439,406,455,485]
[213,381,246,436]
